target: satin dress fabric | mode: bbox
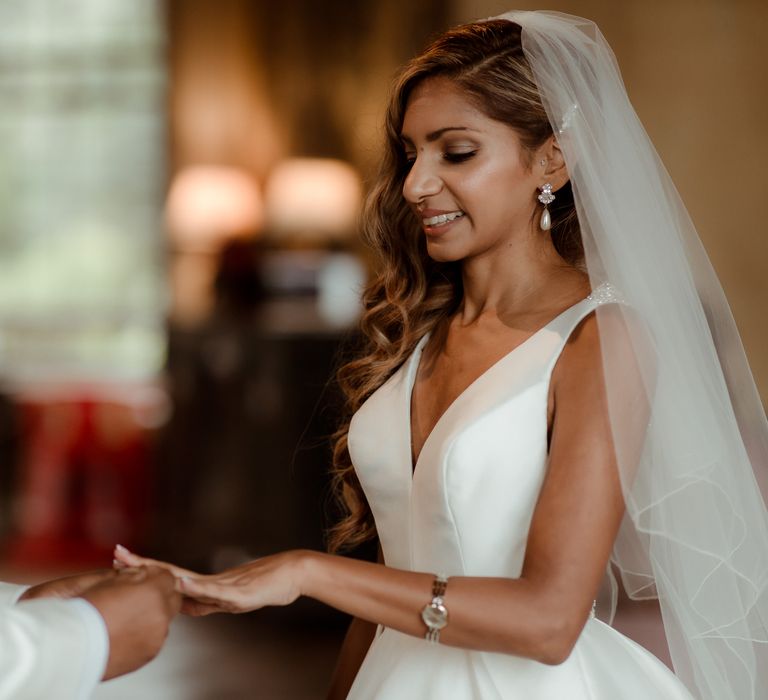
[345,290,694,699]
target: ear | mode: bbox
[536,136,569,191]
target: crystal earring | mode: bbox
[538,183,555,231]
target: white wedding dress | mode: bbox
[345,286,694,699]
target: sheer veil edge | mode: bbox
[491,10,768,700]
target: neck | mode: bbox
[457,229,584,325]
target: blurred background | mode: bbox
[0,0,765,698]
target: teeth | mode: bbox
[423,211,464,226]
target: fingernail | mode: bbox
[113,558,120,567]
[115,544,128,554]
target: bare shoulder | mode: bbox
[552,301,638,395]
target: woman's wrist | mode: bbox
[295,549,328,600]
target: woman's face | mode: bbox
[401,77,543,263]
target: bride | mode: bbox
[116,11,768,699]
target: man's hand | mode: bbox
[82,566,182,680]
[18,569,118,602]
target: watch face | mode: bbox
[421,603,448,630]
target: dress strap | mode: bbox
[544,282,626,374]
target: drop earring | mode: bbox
[538,183,555,231]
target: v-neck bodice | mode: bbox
[347,283,620,574]
[407,291,607,474]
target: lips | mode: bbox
[422,210,465,227]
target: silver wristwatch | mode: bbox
[421,573,449,643]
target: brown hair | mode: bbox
[327,19,582,553]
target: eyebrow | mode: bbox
[399,126,478,145]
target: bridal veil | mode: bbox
[492,10,768,700]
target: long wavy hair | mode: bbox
[327,19,583,553]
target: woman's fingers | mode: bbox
[113,544,152,567]
[179,576,248,613]
[113,545,197,579]
[109,545,264,614]
[178,576,223,602]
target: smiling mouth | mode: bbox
[422,210,465,227]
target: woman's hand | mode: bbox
[113,545,310,616]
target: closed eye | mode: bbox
[401,150,476,171]
[443,151,477,164]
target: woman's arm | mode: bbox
[117,311,637,664]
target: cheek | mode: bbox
[464,147,529,194]
[460,164,534,219]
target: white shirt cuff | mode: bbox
[0,582,31,607]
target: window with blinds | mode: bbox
[0,0,167,384]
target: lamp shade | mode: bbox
[263,158,362,242]
[166,165,263,252]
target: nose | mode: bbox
[402,154,442,205]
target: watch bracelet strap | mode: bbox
[432,573,448,600]
[424,573,449,643]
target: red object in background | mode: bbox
[4,396,155,568]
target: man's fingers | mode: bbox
[19,569,118,601]
[180,598,221,616]
[143,566,177,587]
[111,567,151,585]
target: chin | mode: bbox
[425,239,469,264]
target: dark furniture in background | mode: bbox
[152,301,369,622]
